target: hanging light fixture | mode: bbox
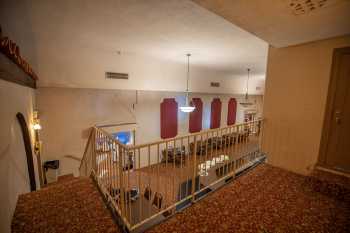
[245,68,250,100]
[240,68,254,107]
[180,54,195,113]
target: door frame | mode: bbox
[318,46,350,171]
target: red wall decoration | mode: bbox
[160,98,178,139]
[189,98,203,133]
[210,98,222,129]
[227,98,237,125]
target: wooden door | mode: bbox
[320,47,350,173]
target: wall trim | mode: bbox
[0,53,36,88]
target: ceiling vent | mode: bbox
[210,82,220,87]
[287,0,344,15]
[105,72,128,80]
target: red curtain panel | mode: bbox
[189,98,203,133]
[160,98,178,139]
[227,98,237,125]
[210,98,222,129]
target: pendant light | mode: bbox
[180,54,195,113]
[245,68,250,100]
[240,68,254,107]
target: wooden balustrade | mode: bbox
[79,119,265,232]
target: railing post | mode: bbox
[191,135,197,202]
[92,128,97,173]
[258,119,264,154]
[119,145,126,220]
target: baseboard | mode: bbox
[315,165,350,178]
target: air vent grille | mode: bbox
[210,82,220,87]
[105,72,128,80]
[287,0,344,15]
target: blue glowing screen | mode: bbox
[113,131,131,145]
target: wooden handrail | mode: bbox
[129,118,263,150]
[96,127,129,149]
[81,118,263,156]
[64,155,81,161]
[80,118,263,173]
[79,128,94,170]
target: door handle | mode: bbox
[335,111,342,124]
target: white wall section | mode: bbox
[37,87,263,175]
[0,80,38,233]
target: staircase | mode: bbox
[12,176,120,233]
[45,174,76,186]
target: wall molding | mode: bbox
[0,53,36,88]
[0,26,37,88]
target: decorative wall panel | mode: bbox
[189,98,203,133]
[227,98,237,125]
[160,98,178,139]
[210,98,221,129]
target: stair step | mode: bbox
[44,173,77,188]
[57,173,75,182]
[12,177,120,233]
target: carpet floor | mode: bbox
[12,177,120,233]
[12,164,350,233]
[146,164,350,233]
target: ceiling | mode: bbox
[0,0,268,76]
[192,0,350,47]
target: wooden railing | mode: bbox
[79,119,265,232]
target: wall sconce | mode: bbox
[33,110,41,130]
[32,110,45,186]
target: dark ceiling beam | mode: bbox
[0,52,36,88]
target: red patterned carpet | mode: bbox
[12,177,120,233]
[12,164,350,233]
[146,164,350,233]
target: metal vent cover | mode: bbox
[210,82,220,87]
[105,72,128,80]
[287,0,344,15]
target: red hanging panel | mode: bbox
[210,98,222,129]
[160,98,178,139]
[189,98,203,133]
[227,98,237,125]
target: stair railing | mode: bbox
[79,118,265,232]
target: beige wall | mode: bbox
[37,87,263,175]
[0,80,38,233]
[262,35,350,175]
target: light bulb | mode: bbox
[33,123,42,130]
[180,106,195,113]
